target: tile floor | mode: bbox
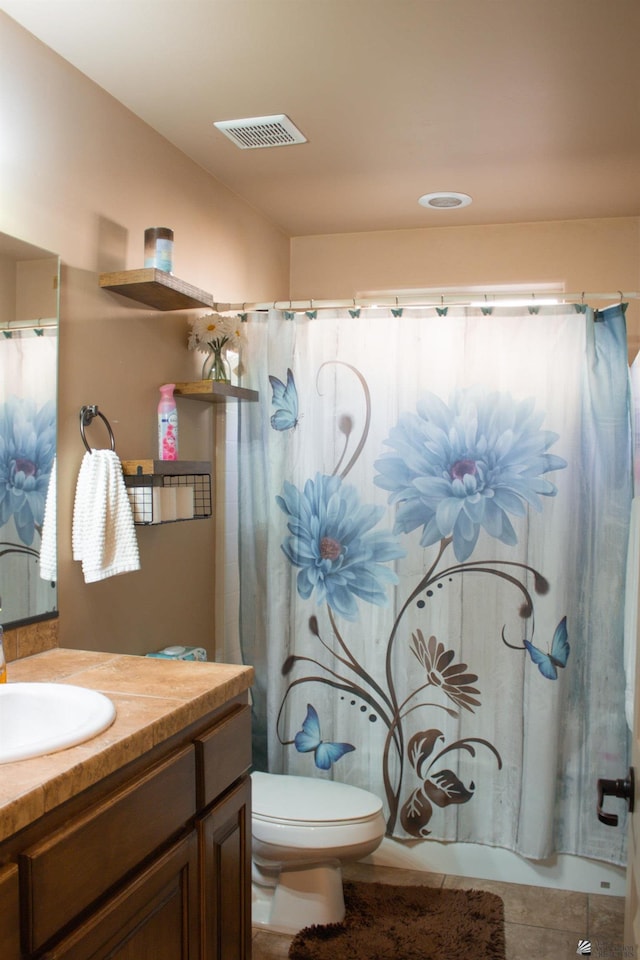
[251,861,626,960]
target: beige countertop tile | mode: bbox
[0,648,253,841]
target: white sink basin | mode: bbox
[0,682,116,763]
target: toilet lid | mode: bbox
[252,771,383,825]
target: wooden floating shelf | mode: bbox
[173,381,259,403]
[99,269,215,311]
[121,459,210,476]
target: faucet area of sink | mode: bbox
[0,682,116,763]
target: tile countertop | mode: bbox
[0,648,254,842]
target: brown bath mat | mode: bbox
[288,879,505,960]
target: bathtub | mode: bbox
[364,837,625,896]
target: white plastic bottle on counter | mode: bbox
[158,383,178,461]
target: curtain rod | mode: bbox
[0,317,57,333]
[215,291,639,313]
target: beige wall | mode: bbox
[4,11,639,660]
[0,13,289,657]
[291,217,640,358]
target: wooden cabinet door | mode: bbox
[44,832,199,960]
[198,777,251,960]
[22,744,196,953]
[0,864,21,960]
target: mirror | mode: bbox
[0,232,59,628]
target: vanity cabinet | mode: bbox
[42,832,200,960]
[1,698,252,960]
[0,864,21,960]
[198,778,252,960]
[195,703,253,960]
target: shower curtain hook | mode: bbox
[619,290,624,303]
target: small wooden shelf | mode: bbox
[121,459,210,476]
[99,269,214,311]
[174,381,259,403]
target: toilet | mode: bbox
[251,771,385,934]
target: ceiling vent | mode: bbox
[213,114,307,149]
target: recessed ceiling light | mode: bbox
[418,192,473,209]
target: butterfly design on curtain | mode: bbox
[524,617,570,679]
[269,368,299,431]
[294,704,355,770]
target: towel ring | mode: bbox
[79,405,116,454]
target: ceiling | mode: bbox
[2,0,639,237]
[0,231,55,261]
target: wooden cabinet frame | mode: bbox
[0,695,252,960]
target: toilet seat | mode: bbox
[251,772,385,851]
[252,771,383,824]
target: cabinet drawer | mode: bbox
[42,832,199,960]
[195,704,251,809]
[20,744,196,952]
[0,863,21,960]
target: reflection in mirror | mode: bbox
[0,233,58,628]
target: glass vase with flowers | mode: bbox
[188,312,244,383]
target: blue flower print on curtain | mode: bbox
[0,396,56,548]
[276,472,405,620]
[274,373,568,838]
[374,389,567,562]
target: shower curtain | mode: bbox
[0,329,57,622]
[237,303,632,864]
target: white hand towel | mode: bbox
[39,456,57,581]
[72,449,140,584]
